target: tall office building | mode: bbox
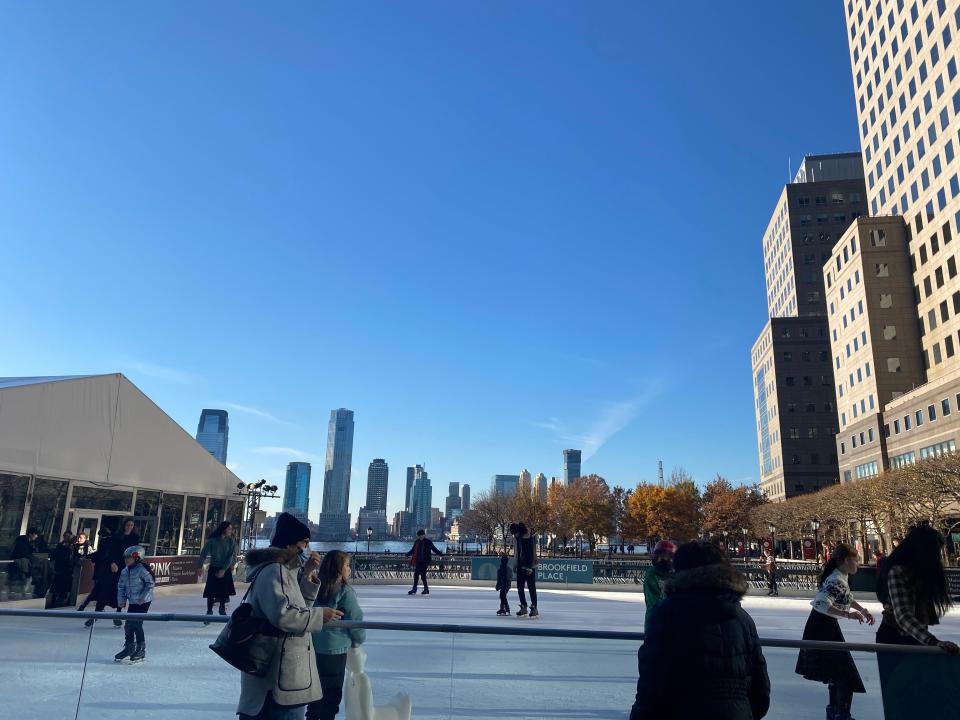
[405,465,424,513]
[411,468,432,530]
[357,458,389,539]
[196,409,229,464]
[492,474,519,495]
[833,2,960,475]
[750,154,867,501]
[460,483,471,512]
[282,462,311,521]
[534,472,548,498]
[318,408,355,539]
[518,468,532,494]
[445,481,461,519]
[563,449,581,484]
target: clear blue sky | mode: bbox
[0,2,860,522]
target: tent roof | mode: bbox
[0,373,243,497]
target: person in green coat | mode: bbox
[307,550,366,720]
[643,540,677,633]
[198,521,237,619]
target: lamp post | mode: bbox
[722,529,729,555]
[233,480,279,555]
[810,518,820,563]
[741,528,749,561]
[366,526,373,554]
[768,522,777,558]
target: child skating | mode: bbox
[495,554,511,615]
[114,545,155,664]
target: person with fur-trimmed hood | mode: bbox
[629,541,770,720]
[236,513,344,720]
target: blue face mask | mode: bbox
[299,548,311,564]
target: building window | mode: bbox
[888,357,901,372]
[884,325,897,340]
[929,404,938,422]
[894,419,901,434]
[919,439,957,459]
[0,474,29,559]
[890,451,916,468]
[943,398,952,417]
[917,410,924,427]
[880,293,893,308]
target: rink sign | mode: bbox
[471,557,593,584]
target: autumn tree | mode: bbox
[702,475,767,537]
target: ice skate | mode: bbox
[516,605,528,617]
[529,607,539,618]
[129,642,145,664]
[407,588,417,595]
[203,610,212,626]
[421,588,429,595]
[114,642,135,662]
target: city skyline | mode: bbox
[1,3,863,522]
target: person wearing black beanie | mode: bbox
[271,512,312,549]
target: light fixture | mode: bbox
[810,518,820,532]
[236,482,245,490]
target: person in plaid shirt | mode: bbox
[876,525,958,705]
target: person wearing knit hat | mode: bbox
[237,512,343,719]
[643,540,677,633]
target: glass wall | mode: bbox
[26,478,69,549]
[0,474,29,560]
[156,493,184,555]
[133,490,161,554]
[205,498,225,541]
[181,496,207,555]
[226,499,244,531]
[70,486,133,513]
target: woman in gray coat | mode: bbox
[237,513,344,720]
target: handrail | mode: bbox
[0,608,953,655]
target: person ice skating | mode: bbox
[48,532,76,607]
[236,512,343,720]
[113,545,155,664]
[875,525,958,713]
[795,543,873,720]
[405,529,442,595]
[495,554,511,615]
[510,522,538,618]
[765,551,779,596]
[306,551,366,720]
[117,519,141,552]
[198,520,237,623]
[629,541,770,720]
[80,528,123,627]
[643,540,676,633]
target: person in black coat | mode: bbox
[630,541,770,720]
[495,554,512,615]
[79,528,123,627]
[405,529,443,595]
[48,532,76,607]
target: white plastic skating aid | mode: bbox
[345,647,411,720]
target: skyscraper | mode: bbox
[460,483,471,512]
[405,465,423,513]
[445,481,461,521]
[534,472,548,498]
[357,458,389,539]
[518,468,532,494]
[411,467,432,530]
[196,409,229,464]
[563,449,581,485]
[282,462,311,522]
[492,474,519,495]
[830,2,960,477]
[750,153,866,501]
[318,408,355,539]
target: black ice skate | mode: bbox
[114,642,135,662]
[516,606,528,617]
[529,607,539,618]
[129,643,145,664]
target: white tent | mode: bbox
[0,374,241,495]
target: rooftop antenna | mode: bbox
[658,460,664,487]
[788,156,792,183]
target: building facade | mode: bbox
[493,474,519,495]
[445,481,461,519]
[410,468,432,530]
[461,483,471,512]
[282,462,311,522]
[356,458,389,539]
[318,408,355,540]
[534,472,548,498]
[196,409,229,465]
[563,449,581,484]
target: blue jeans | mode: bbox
[239,694,305,720]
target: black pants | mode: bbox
[517,570,537,607]
[768,571,778,595]
[829,683,853,713]
[499,589,509,611]
[206,597,227,614]
[306,653,348,720]
[124,602,151,645]
[412,564,428,591]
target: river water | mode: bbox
[252,539,482,554]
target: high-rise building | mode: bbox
[518,468,533,494]
[282,462,311,521]
[750,154,867,501]
[405,465,423,513]
[534,472,548,498]
[318,408,355,540]
[410,467,432,530]
[392,510,413,539]
[460,483,471,512]
[196,409,229,464]
[430,507,443,533]
[357,458,389,539]
[835,1,960,476]
[563,449,581,484]
[445,481,461,519]
[492,474,519,495]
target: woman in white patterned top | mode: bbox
[795,543,874,720]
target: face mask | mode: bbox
[654,559,672,572]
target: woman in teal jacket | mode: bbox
[198,521,237,618]
[307,551,366,720]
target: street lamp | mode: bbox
[768,522,777,557]
[366,526,373,554]
[810,518,821,563]
[741,528,749,561]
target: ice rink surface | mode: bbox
[3,584,959,719]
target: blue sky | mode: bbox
[0,2,861,522]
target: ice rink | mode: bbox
[3,583,958,719]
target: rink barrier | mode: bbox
[0,608,954,656]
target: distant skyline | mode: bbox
[0,2,861,522]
